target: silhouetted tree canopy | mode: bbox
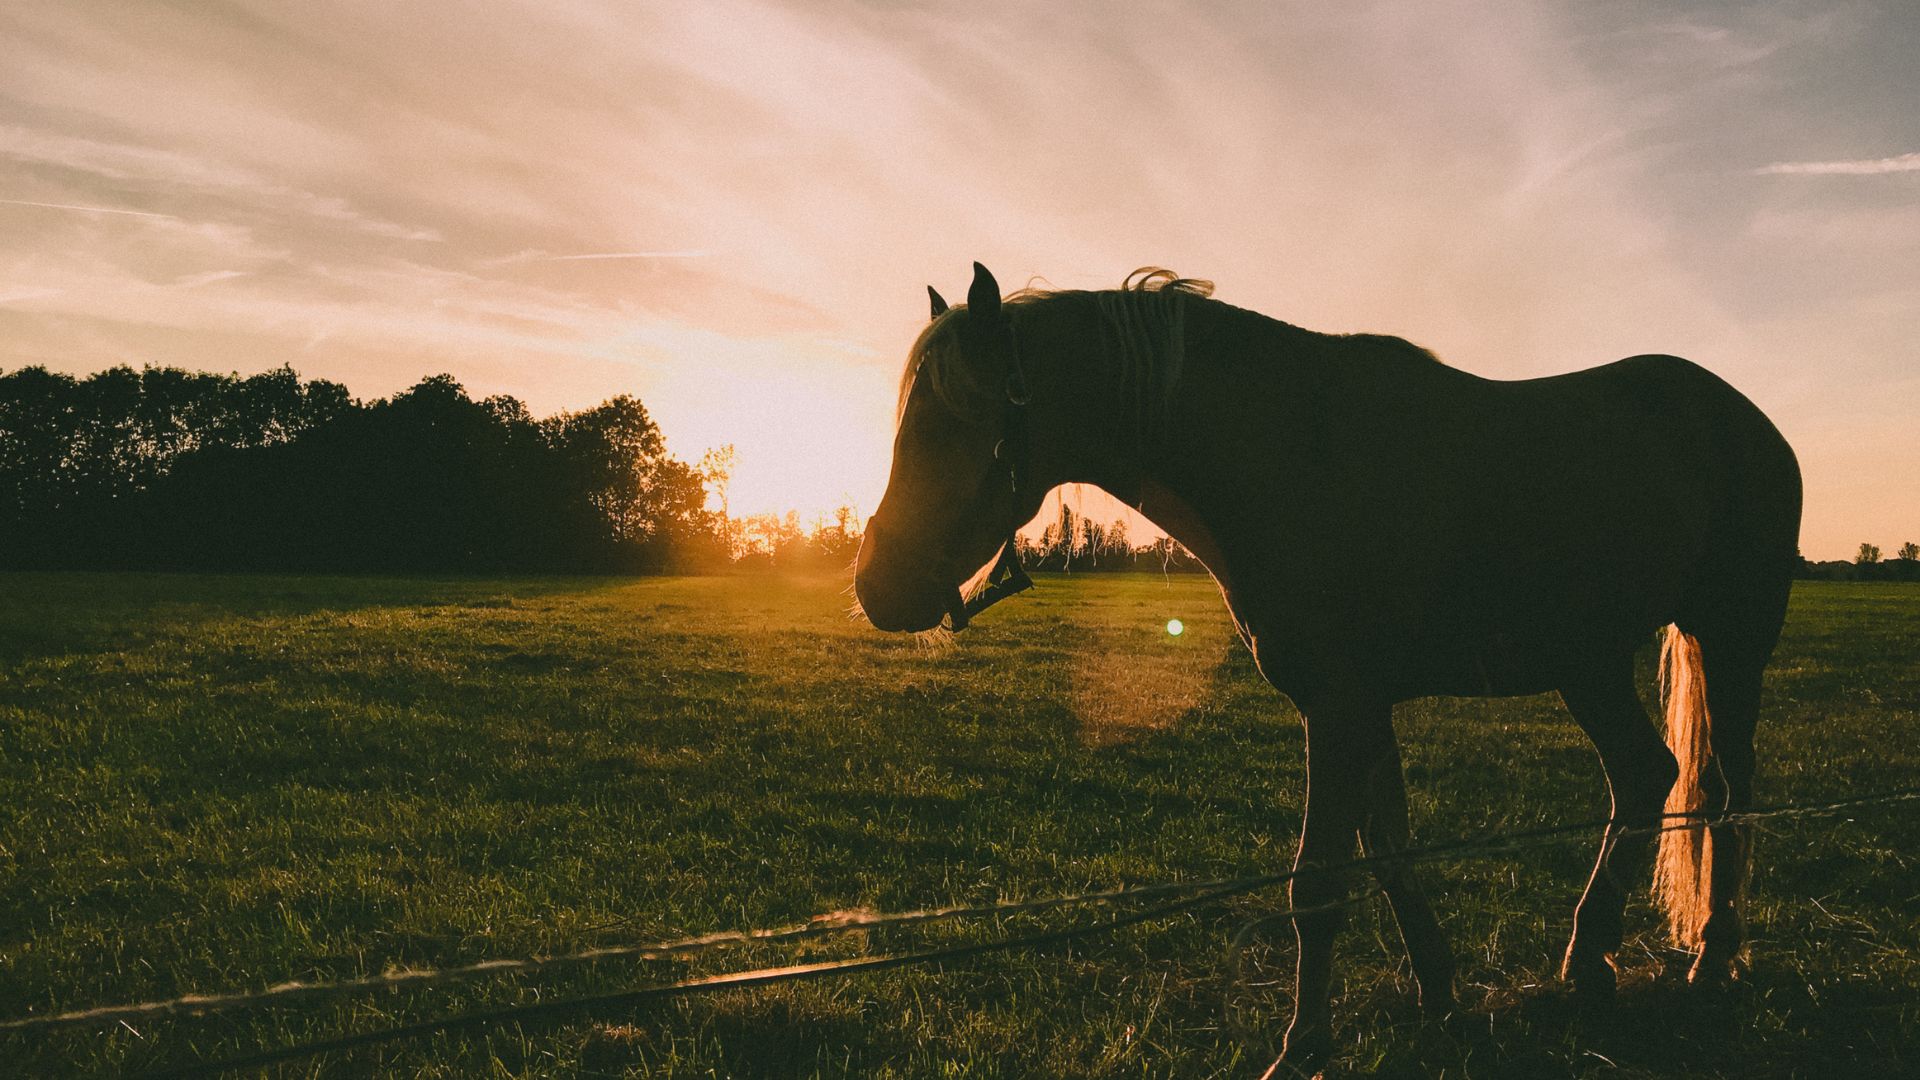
[1021,499,1206,573]
[0,364,722,573]
[1798,543,1920,583]
[732,505,863,573]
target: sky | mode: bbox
[1,0,1914,559]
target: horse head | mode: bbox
[855,262,1042,632]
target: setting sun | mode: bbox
[0,3,1913,557]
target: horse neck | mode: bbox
[1035,296,1307,588]
[1018,293,1185,499]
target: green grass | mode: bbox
[1,573,1915,1078]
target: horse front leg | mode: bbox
[1265,697,1394,1075]
[1359,742,1455,1018]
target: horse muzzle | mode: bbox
[853,521,957,633]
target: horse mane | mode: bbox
[897,267,1214,427]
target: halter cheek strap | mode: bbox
[944,321,1035,632]
[946,533,1032,631]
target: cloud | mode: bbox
[0,197,177,219]
[483,249,715,266]
[171,269,250,288]
[0,286,64,304]
[1749,203,1920,247]
[0,123,252,188]
[0,124,440,240]
[1755,151,1920,175]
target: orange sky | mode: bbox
[1,2,1915,558]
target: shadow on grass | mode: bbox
[0,570,611,665]
[583,987,876,1078]
[1344,964,1917,1079]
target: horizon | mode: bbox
[3,2,1916,559]
[8,355,1915,564]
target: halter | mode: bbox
[944,320,1035,631]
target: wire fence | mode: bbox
[5,784,1916,1079]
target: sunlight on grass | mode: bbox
[1066,585,1235,747]
[0,574,1914,1077]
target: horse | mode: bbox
[852,263,1802,1072]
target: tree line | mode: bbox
[0,365,717,572]
[1014,500,1205,573]
[1798,543,1920,582]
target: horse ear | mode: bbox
[967,262,1001,323]
[927,286,948,319]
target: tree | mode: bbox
[1,361,732,573]
[808,504,862,568]
[0,367,82,532]
[699,444,738,556]
[1040,498,1085,569]
[1898,542,1919,563]
[1857,543,1881,565]
[736,511,806,569]
[544,395,710,567]
[1,363,361,568]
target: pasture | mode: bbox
[1,572,1915,1078]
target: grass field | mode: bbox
[1,572,1916,1078]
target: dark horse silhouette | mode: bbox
[854,264,1802,1073]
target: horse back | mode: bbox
[1211,346,1800,702]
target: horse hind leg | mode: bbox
[1666,405,1796,984]
[1559,650,1679,1000]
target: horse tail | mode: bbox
[1653,624,1714,948]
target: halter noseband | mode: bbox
[944,320,1034,632]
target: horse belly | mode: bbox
[1398,620,1622,699]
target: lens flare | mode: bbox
[1166,618,1184,636]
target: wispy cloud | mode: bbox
[542,250,713,261]
[0,197,177,219]
[0,286,65,304]
[1756,151,1920,175]
[171,269,250,288]
[482,249,715,267]
[0,124,248,189]
[0,125,439,240]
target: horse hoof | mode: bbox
[1562,951,1617,1005]
[1260,1026,1331,1079]
[1420,994,1460,1024]
[1686,936,1748,990]
[1686,956,1740,990]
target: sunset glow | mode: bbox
[2,3,1915,555]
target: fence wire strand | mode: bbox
[3,784,1914,1079]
